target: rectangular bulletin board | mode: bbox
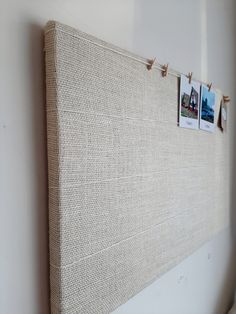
[44,21,229,314]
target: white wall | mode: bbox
[1,1,235,314]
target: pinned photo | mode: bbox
[218,99,227,131]
[200,85,216,132]
[179,74,200,130]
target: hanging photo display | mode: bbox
[179,74,200,130]
[200,85,216,132]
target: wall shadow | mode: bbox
[27,22,50,314]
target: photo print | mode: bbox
[200,85,216,132]
[219,99,227,131]
[179,74,200,130]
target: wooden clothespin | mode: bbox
[147,58,156,71]
[223,95,230,103]
[187,72,193,84]
[207,83,212,91]
[162,63,169,77]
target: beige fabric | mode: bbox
[44,20,229,314]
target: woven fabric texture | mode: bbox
[44,21,229,314]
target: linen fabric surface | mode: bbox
[44,21,229,314]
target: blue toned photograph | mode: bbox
[201,86,215,123]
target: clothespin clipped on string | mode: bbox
[223,95,230,103]
[162,63,169,77]
[147,58,156,71]
[187,72,193,84]
[207,82,212,91]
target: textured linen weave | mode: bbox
[44,20,229,314]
